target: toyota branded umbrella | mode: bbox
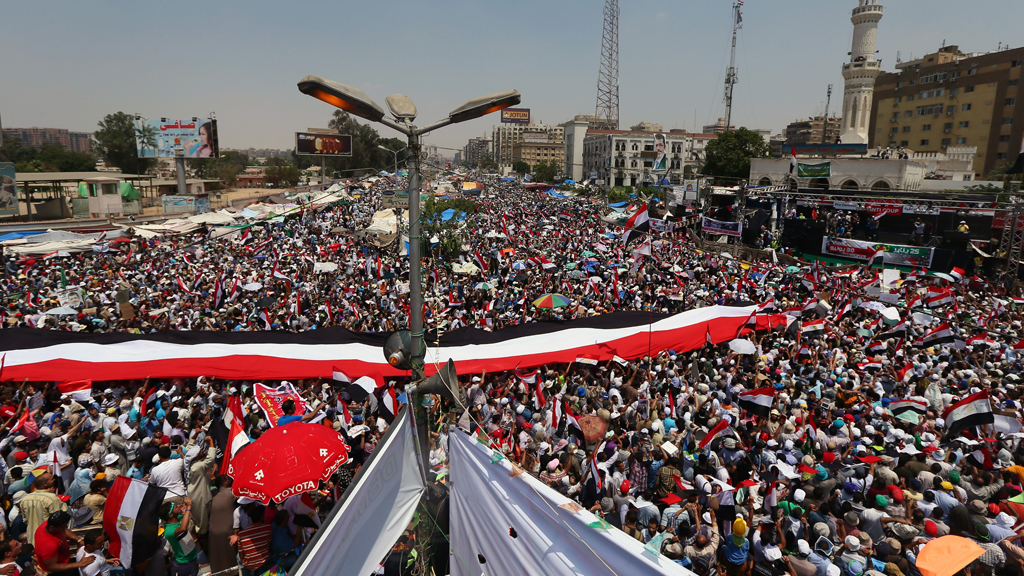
[229,423,349,503]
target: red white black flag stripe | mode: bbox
[737,387,775,418]
[941,390,994,437]
[915,322,955,347]
[104,476,167,568]
[889,398,928,416]
[621,206,650,247]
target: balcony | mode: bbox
[843,60,882,72]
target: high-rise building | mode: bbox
[491,122,564,170]
[784,116,843,146]
[2,127,93,154]
[464,137,492,167]
[840,0,884,145]
[561,115,608,182]
[869,44,1024,176]
[702,118,735,135]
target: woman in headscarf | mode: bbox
[66,454,95,506]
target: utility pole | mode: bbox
[724,1,741,130]
[822,84,833,147]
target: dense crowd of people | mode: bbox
[0,173,1021,576]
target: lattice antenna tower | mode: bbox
[594,0,619,130]
[724,1,741,130]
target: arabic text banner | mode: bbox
[821,237,934,267]
[134,118,219,159]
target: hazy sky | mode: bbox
[2,0,1019,156]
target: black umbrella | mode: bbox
[254,296,277,309]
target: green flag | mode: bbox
[60,269,67,289]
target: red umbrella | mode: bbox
[229,422,349,503]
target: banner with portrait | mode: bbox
[701,216,743,237]
[0,163,18,216]
[134,118,219,158]
[254,382,312,426]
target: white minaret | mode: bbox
[840,0,883,145]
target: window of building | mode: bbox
[920,139,930,146]
[1000,135,1012,142]
[967,69,977,76]
[902,126,912,133]
[997,153,1008,160]
[941,138,951,147]
[962,103,972,111]
[894,96,902,104]
[630,160,637,167]
[1010,80,1020,87]
[965,85,975,92]
[946,105,955,115]
[957,137,967,144]
[959,121,969,128]
[1007,98,1018,106]
[1004,118,1015,125]
[905,110,914,118]
[949,88,959,96]
[891,112,900,121]
[909,79,916,85]
[907,94,915,101]
[922,124,932,131]
[1013,60,1022,67]
[916,105,943,116]
[951,71,961,79]
[897,81,904,88]
[900,140,909,146]
[631,143,638,151]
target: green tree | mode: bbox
[700,128,770,181]
[94,112,155,174]
[511,160,530,174]
[324,111,402,176]
[0,136,94,172]
[533,161,558,183]
[265,164,302,188]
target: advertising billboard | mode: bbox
[0,163,18,216]
[135,119,219,158]
[295,132,353,156]
[500,108,531,124]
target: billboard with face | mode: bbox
[135,119,219,158]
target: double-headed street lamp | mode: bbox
[298,76,520,378]
[377,144,406,174]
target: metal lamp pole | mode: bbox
[298,76,520,379]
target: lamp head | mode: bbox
[385,95,417,122]
[297,75,385,123]
[447,90,521,124]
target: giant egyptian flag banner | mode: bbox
[0,306,787,381]
[253,383,311,426]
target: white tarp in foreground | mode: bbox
[448,429,696,576]
[289,407,425,576]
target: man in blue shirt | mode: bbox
[277,399,323,426]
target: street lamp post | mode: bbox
[298,76,520,380]
[377,144,405,174]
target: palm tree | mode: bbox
[134,122,158,159]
